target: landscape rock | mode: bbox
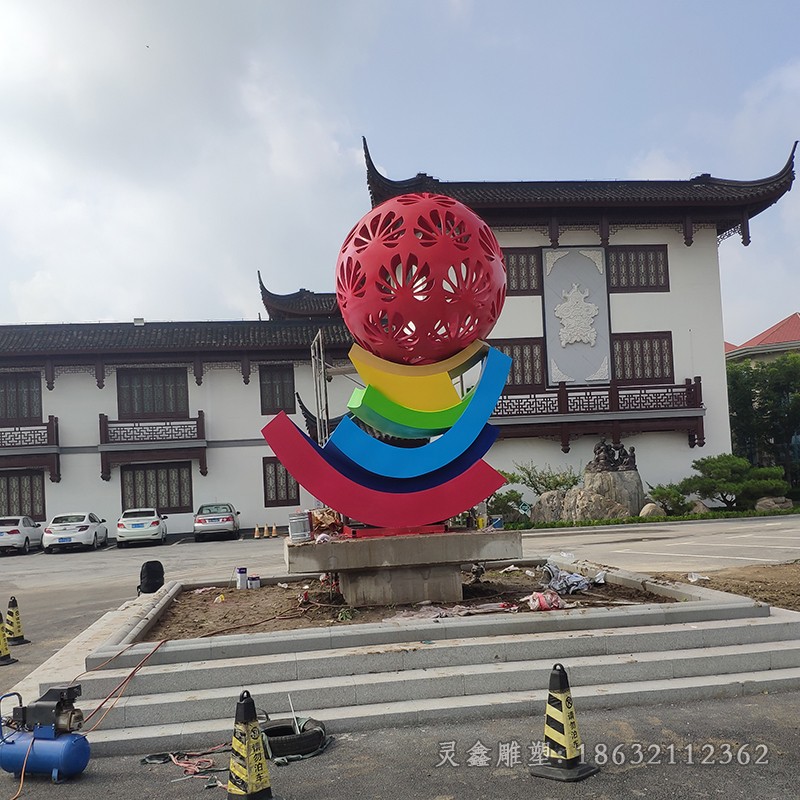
[561,487,630,523]
[583,469,645,516]
[639,502,666,518]
[755,496,794,512]
[529,489,566,524]
[690,500,710,514]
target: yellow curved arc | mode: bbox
[349,341,487,412]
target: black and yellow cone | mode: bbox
[226,690,277,800]
[5,596,30,646]
[530,663,599,782]
[0,617,18,666]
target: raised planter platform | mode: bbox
[284,530,523,605]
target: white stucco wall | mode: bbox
[31,360,360,531]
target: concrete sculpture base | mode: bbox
[284,530,523,606]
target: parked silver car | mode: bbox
[116,508,168,547]
[0,516,43,554]
[193,503,240,542]
[43,512,109,553]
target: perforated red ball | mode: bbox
[335,193,506,365]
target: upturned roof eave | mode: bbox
[363,138,796,216]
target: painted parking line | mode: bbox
[613,548,776,562]
[662,541,800,550]
[171,536,192,546]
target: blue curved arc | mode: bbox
[326,346,511,479]
[324,424,499,492]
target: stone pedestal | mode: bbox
[284,530,523,607]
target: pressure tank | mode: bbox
[0,731,90,782]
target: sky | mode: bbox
[0,0,797,345]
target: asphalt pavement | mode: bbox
[1,690,798,800]
[3,517,800,799]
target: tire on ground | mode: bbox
[260,718,326,758]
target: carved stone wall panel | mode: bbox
[543,248,611,386]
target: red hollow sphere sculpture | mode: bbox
[336,193,507,365]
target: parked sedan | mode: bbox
[42,512,109,553]
[193,502,240,542]
[0,516,44,555]
[116,508,168,548]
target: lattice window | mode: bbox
[611,332,674,384]
[0,373,42,426]
[263,457,299,507]
[607,246,669,292]
[490,338,545,394]
[121,462,193,514]
[502,248,542,295]
[117,368,189,420]
[0,470,46,520]
[259,365,296,415]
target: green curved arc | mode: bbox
[348,383,475,439]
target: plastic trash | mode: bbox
[519,590,563,611]
[687,572,710,583]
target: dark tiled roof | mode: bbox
[258,272,340,320]
[0,319,352,358]
[363,138,796,221]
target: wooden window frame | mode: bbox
[263,456,300,507]
[502,247,543,296]
[490,337,546,395]
[0,372,43,427]
[116,368,190,421]
[611,331,675,385]
[0,469,46,521]
[607,245,670,293]
[120,461,193,514]
[259,364,296,415]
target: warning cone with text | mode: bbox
[226,689,276,800]
[6,596,30,646]
[0,616,18,667]
[529,662,599,782]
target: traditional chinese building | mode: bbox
[0,141,794,528]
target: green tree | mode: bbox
[679,453,789,510]
[499,462,580,495]
[754,354,800,485]
[726,361,759,463]
[487,489,527,524]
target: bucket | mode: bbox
[235,567,248,590]
[247,576,260,590]
[288,512,312,543]
[490,515,503,530]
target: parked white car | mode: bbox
[0,516,44,555]
[42,512,109,553]
[116,508,168,547]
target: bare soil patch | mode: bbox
[656,561,800,612]
[145,567,675,641]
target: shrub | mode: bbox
[647,483,692,516]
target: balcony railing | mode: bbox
[99,411,206,445]
[490,378,704,452]
[0,415,59,449]
[98,411,207,481]
[493,378,702,417]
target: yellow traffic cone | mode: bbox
[226,689,276,799]
[5,596,30,645]
[271,525,277,539]
[253,525,261,540]
[529,663,598,782]
[0,617,18,667]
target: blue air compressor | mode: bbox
[0,685,90,783]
